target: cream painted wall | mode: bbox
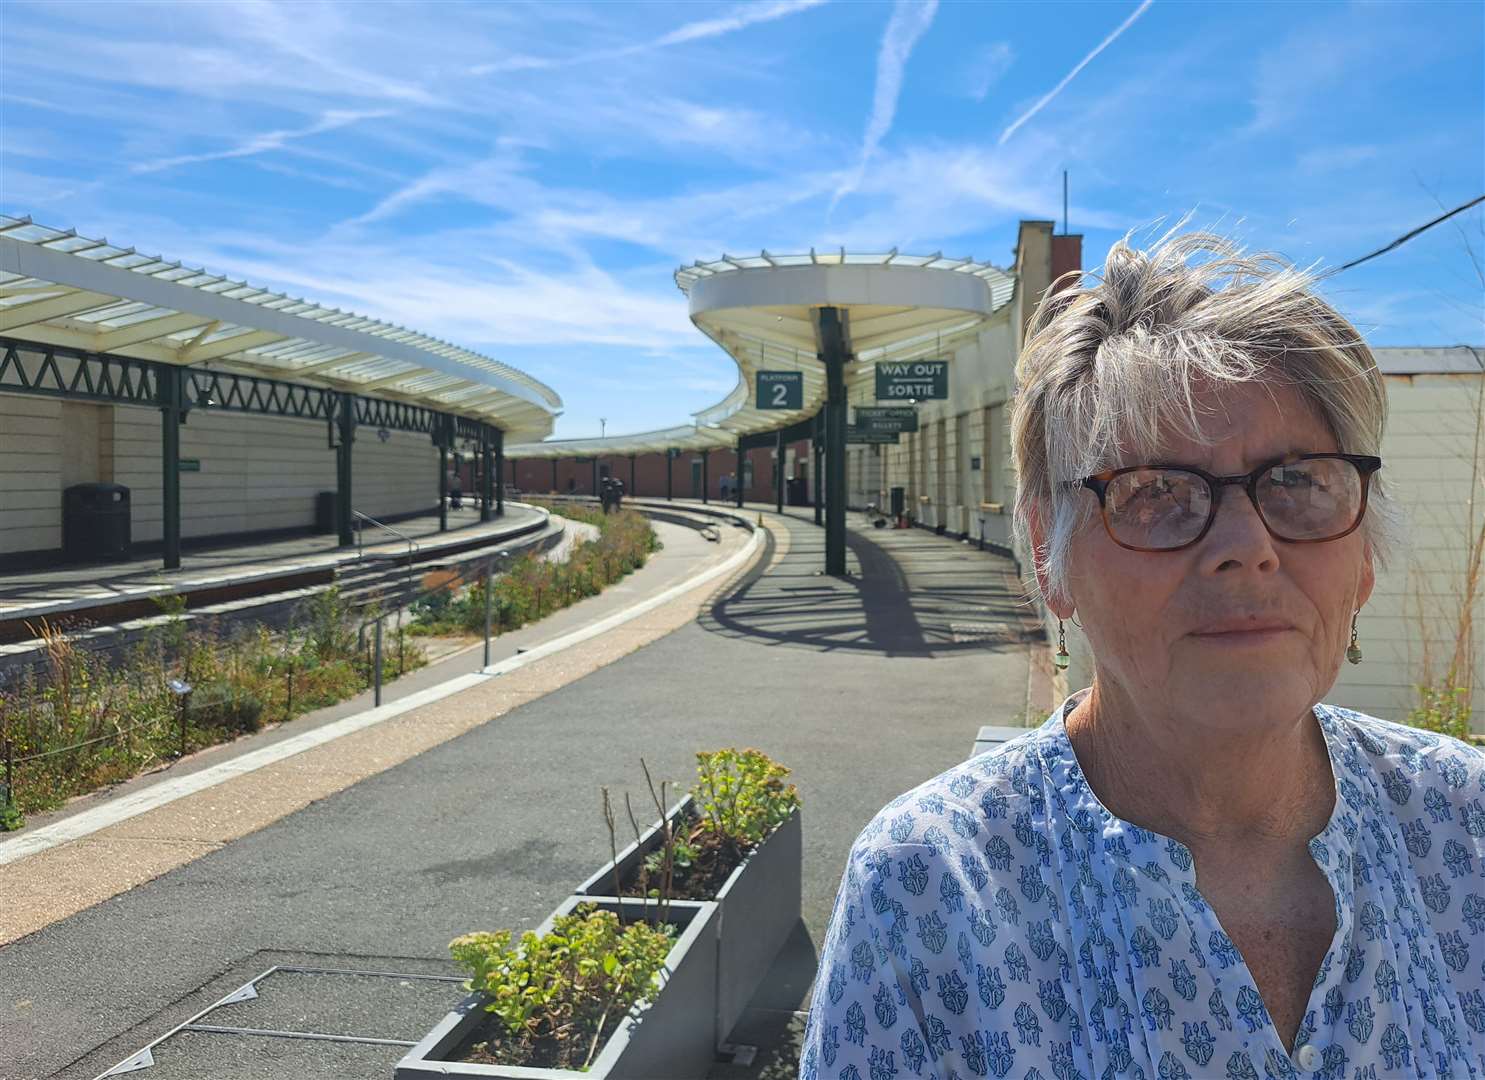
[0,394,63,554]
[863,313,1020,546]
[1330,374,1484,725]
[0,392,443,555]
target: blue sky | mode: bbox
[3,0,1481,441]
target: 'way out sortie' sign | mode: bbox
[756,370,803,410]
[875,360,948,401]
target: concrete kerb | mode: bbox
[0,519,765,871]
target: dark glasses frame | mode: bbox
[1063,453,1383,552]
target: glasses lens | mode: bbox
[1103,468,1212,550]
[1256,457,1363,541]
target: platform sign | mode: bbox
[178,459,202,472]
[875,360,948,401]
[667,448,681,460]
[756,370,803,410]
[854,406,918,433]
[847,426,900,445]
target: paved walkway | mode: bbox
[0,506,1043,1080]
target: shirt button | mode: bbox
[1296,1044,1322,1073]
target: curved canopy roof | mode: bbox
[508,249,1016,459]
[502,422,738,460]
[0,215,562,441]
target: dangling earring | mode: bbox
[1346,611,1363,665]
[1054,619,1070,670]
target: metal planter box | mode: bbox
[394,896,719,1080]
[574,796,802,1046]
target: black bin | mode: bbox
[63,483,131,562]
[786,477,808,506]
[890,486,906,517]
[315,491,338,535]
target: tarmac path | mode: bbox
[0,506,1042,1080]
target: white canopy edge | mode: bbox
[677,251,1015,435]
[0,215,562,440]
[507,421,738,460]
[511,250,1017,456]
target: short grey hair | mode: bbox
[1011,230,1405,607]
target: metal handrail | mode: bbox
[352,511,420,562]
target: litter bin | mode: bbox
[63,483,131,562]
[786,477,808,506]
[315,491,338,535]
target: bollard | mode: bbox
[285,658,295,721]
[3,738,13,812]
[178,695,188,758]
[373,617,384,707]
[483,559,494,668]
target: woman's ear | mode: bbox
[1026,499,1076,620]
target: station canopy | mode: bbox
[0,216,562,441]
[506,249,1016,460]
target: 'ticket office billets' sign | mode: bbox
[853,406,919,433]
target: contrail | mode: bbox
[998,0,1153,146]
[832,0,939,209]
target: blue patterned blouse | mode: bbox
[801,695,1485,1080]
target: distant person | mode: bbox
[566,475,576,496]
[719,473,732,502]
[801,231,1483,1078]
[599,477,613,514]
[611,476,624,509]
[448,470,462,510]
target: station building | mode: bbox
[0,216,559,571]
[508,220,1481,729]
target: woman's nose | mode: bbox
[1202,484,1280,573]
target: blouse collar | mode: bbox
[1032,690,1362,891]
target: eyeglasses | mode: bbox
[1065,453,1382,552]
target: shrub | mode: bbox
[602,750,801,906]
[408,507,659,638]
[692,747,800,849]
[0,581,424,826]
[190,682,265,733]
[301,585,357,662]
[1407,685,1472,742]
[449,904,673,1069]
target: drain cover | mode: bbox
[96,966,465,1080]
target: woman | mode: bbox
[801,235,1483,1080]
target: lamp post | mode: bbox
[168,678,193,758]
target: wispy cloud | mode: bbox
[998,0,1152,145]
[965,42,1015,102]
[1242,15,1388,136]
[832,0,939,209]
[1296,144,1380,175]
[129,109,392,175]
[472,0,827,75]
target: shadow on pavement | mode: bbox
[699,513,1043,658]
